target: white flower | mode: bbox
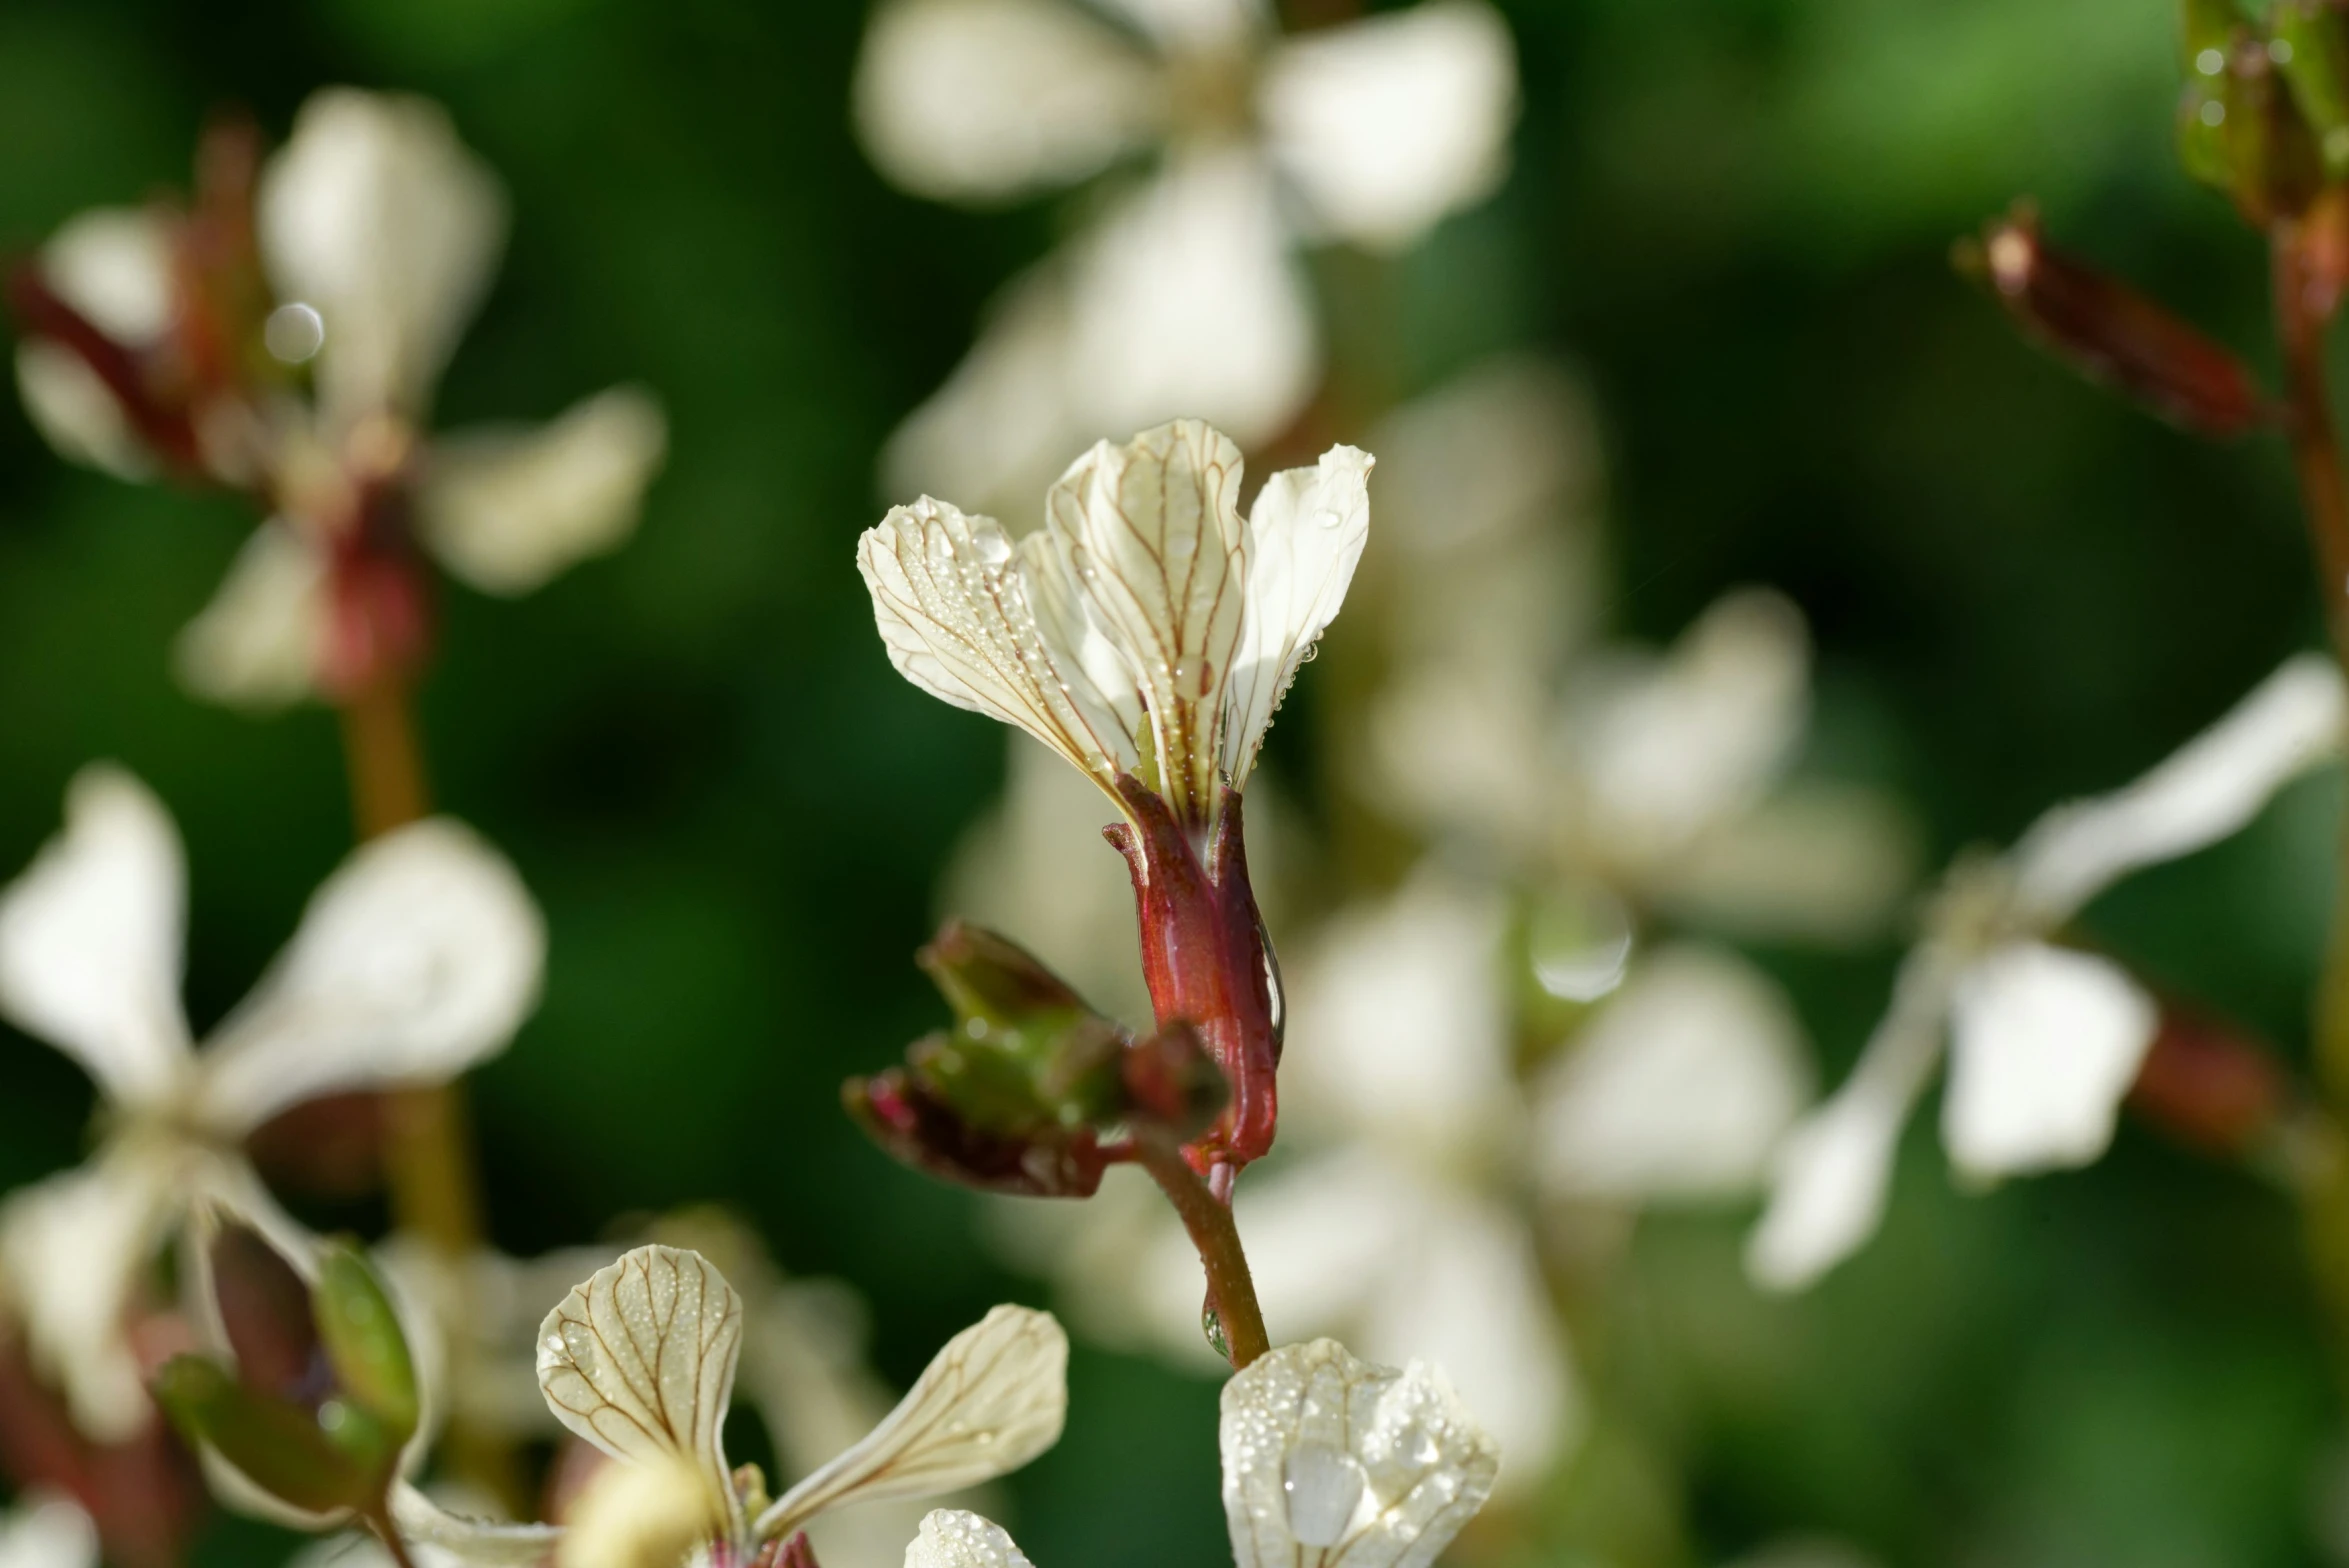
[0,1494,97,1568]
[861,0,1516,514]
[1747,653,2348,1290]
[0,764,544,1442]
[860,418,1371,830]
[534,1246,1067,1562]
[11,88,667,709]
[905,1336,1497,1568]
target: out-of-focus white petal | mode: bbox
[1571,589,1811,871]
[1647,780,1918,946]
[1220,1338,1499,1568]
[1746,947,1954,1291]
[1941,941,2157,1180]
[1368,666,1554,858]
[37,208,176,343]
[1259,1,1518,250]
[1042,420,1249,819]
[0,1493,99,1568]
[855,0,1160,203]
[538,1246,745,1511]
[2009,653,2347,924]
[172,519,329,710]
[195,819,544,1134]
[757,1306,1067,1538]
[882,266,1081,525]
[903,1512,1035,1568]
[14,344,148,480]
[1097,0,1265,50]
[1536,944,1813,1203]
[418,386,668,596]
[1281,867,1513,1157]
[387,1484,564,1566]
[1063,153,1318,448]
[0,1145,179,1444]
[1222,443,1372,786]
[1355,1190,1575,1491]
[1233,1151,1429,1355]
[557,1452,725,1568]
[259,88,507,427]
[0,765,192,1107]
[859,497,1137,787]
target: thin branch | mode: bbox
[1132,1136,1270,1369]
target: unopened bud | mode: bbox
[151,1356,386,1518]
[2274,0,2349,175]
[2128,1007,2289,1157]
[1120,1022,1229,1142]
[919,920,1088,1024]
[207,1223,325,1406]
[1958,206,2272,436]
[2178,28,2326,226]
[843,1068,1112,1197]
[312,1243,419,1443]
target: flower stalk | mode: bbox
[1130,1134,1269,1369]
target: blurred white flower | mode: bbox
[0,764,544,1442]
[1748,653,2348,1290]
[0,1494,97,1568]
[530,1246,1067,1564]
[906,1335,1497,1568]
[12,89,667,710]
[861,0,1517,513]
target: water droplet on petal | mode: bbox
[1315,507,1344,529]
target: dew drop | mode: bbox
[1315,507,1344,530]
[1405,1428,1440,1466]
[1172,655,1214,699]
[264,302,325,364]
[1202,1300,1230,1360]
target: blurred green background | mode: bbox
[2,0,2345,1564]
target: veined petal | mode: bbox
[1063,155,1317,449]
[1222,444,1372,786]
[1043,420,1249,820]
[194,820,544,1135]
[1941,942,2157,1180]
[0,1494,99,1568]
[417,386,669,596]
[1535,944,1813,1203]
[1259,1,1518,251]
[173,519,330,711]
[855,0,1161,203]
[904,1511,1035,1568]
[0,1144,181,1444]
[1571,588,1811,870]
[1220,1339,1499,1568]
[258,88,507,429]
[537,1247,745,1506]
[0,765,193,1107]
[1745,945,1955,1291]
[859,497,1137,786]
[2008,653,2346,924]
[756,1305,1067,1539]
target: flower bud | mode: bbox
[311,1243,420,1443]
[1119,1022,1230,1144]
[150,1355,386,1518]
[1957,206,2272,436]
[2127,1006,2290,1157]
[2179,23,2326,226]
[843,1064,1114,1198]
[2274,0,2349,175]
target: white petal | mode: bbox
[172,519,330,710]
[1281,867,1514,1157]
[1535,944,1813,1203]
[1354,1191,1577,1491]
[855,0,1160,203]
[881,264,1087,523]
[0,1494,99,1568]
[2008,653,2347,923]
[1941,942,2157,1179]
[1221,443,1372,786]
[13,344,150,480]
[1259,1,1518,250]
[418,386,668,596]
[1745,946,1955,1291]
[556,1452,724,1568]
[1645,780,1918,946]
[858,496,1136,787]
[1043,419,1249,818]
[1062,154,1318,447]
[1095,0,1265,50]
[757,1306,1067,1538]
[904,1512,1034,1568]
[259,88,507,427]
[389,1484,565,1566]
[0,1146,179,1443]
[1570,589,1811,870]
[1220,1339,1499,1568]
[194,819,544,1134]
[537,1246,745,1500]
[37,207,176,343]
[0,765,192,1106]
[1367,666,1555,859]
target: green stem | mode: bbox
[1133,1137,1271,1369]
